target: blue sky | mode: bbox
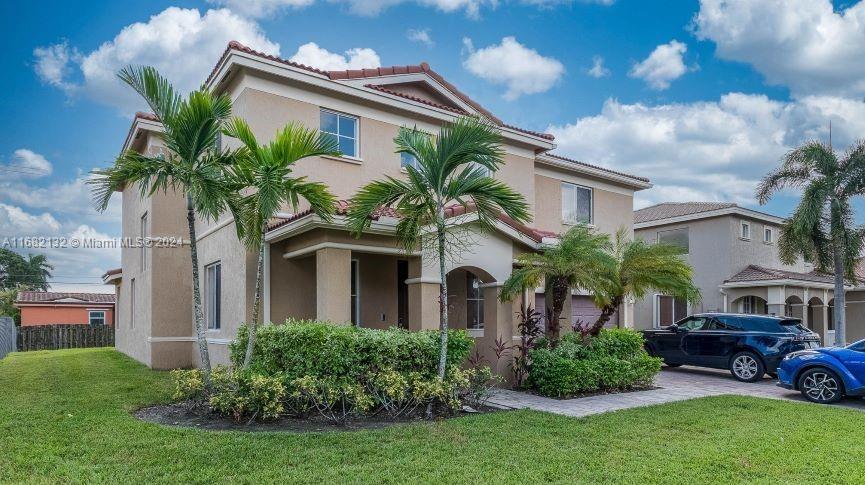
[2,0,865,290]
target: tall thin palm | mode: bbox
[346,117,531,382]
[586,228,700,336]
[757,140,865,346]
[90,66,240,381]
[223,118,339,368]
[500,225,615,340]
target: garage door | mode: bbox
[572,295,618,329]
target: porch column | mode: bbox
[406,258,439,331]
[823,289,832,344]
[802,288,809,328]
[482,283,513,377]
[767,286,786,317]
[315,247,351,324]
[621,297,635,328]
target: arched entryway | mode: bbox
[732,295,768,314]
[807,297,825,334]
[785,295,804,319]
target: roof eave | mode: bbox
[536,154,652,190]
[635,207,786,229]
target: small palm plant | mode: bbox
[757,140,865,346]
[585,228,700,336]
[346,117,530,382]
[223,118,339,368]
[90,66,240,381]
[500,224,615,340]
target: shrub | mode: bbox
[291,375,374,425]
[171,369,206,402]
[460,366,502,409]
[207,367,286,422]
[231,320,473,380]
[528,328,662,398]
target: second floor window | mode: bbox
[764,227,774,244]
[561,182,592,224]
[741,221,751,240]
[657,227,689,253]
[205,262,221,330]
[401,152,420,170]
[320,109,358,158]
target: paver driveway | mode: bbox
[489,365,865,417]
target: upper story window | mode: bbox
[764,227,774,244]
[140,212,148,271]
[740,221,751,240]
[205,262,221,330]
[561,182,593,225]
[320,109,358,158]
[400,152,420,171]
[657,227,689,254]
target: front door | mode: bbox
[397,260,409,329]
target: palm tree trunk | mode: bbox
[243,227,266,368]
[587,295,622,336]
[436,213,449,380]
[547,278,568,340]
[186,194,212,381]
[832,242,846,346]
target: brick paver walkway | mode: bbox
[489,366,865,417]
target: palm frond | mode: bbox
[88,151,176,212]
[117,65,181,123]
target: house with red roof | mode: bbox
[112,41,652,370]
[14,291,115,327]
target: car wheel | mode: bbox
[730,351,765,382]
[798,368,843,404]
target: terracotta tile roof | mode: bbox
[544,153,651,183]
[365,84,470,116]
[266,200,556,244]
[634,202,738,224]
[725,265,835,285]
[208,41,554,141]
[135,112,160,122]
[16,291,116,304]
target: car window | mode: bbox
[714,315,743,331]
[679,316,709,331]
[848,340,865,353]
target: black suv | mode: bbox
[641,313,821,382]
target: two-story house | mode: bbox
[633,202,865,345]
[109,41,652,370]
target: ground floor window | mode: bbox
[466,272,484,329]
[351,259,359,326]
[89,310,105,326]
[205,262,221,330]
[656,295,687,327]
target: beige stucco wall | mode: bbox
[533,170,635,237]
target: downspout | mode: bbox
[719,288,728,313]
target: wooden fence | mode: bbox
[16,324,114,352]
[0,317,15,360]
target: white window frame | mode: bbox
[351,259,360,326]
[89,310,106,326]
[740,295,756,314]
[205,262,221,330]
[561,182,593,225]
[764,227,774,244]
[140,212,148,271]
[653,294,688,328]
[656,227,690,254]
[740,221,751,240]
[320,108,359,160]
[466,272,485,330]
[400,152,420,171]
[130,278,135,329]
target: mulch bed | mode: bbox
[135,402,501,433]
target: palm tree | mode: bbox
[757,140,865,346]
[346,117,531,382]
[90,66,240,381]
[500,225,615,340]
[23,254,53,291]
[223,118,339,368]
[585,228,700,336]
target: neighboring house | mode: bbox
[14,291,115,327]
[632,202,865,345]
[111,41,652,370]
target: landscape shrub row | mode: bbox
[528,328,662,398]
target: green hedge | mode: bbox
[528,328,662,398]
[230,319,474,380]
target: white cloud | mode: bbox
[587,56,610,78]
[547,93,865,208]
[211,0,496,18]
[289,42,381,71]
[1,149,53,179]
[462,36,565,100]
[33,7,280,114]
[407,28,434,47]
[521,0,614,6]
[629,40,689,90]
[694,0,865,97]
[0,204,61,235]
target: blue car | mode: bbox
[778,339,865,403]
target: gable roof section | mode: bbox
[206,41,553,142]
[536,153,652,189]
[724,265,835,285]
[16,291,116,304]
[634,202,784,227]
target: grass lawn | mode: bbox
[1,349,864,484]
